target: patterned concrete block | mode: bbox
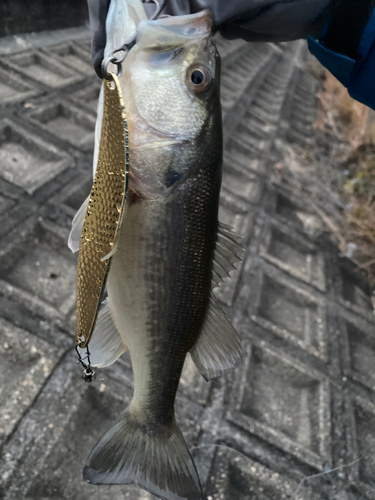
[253,54,299,112]
[224,50,297,141]
[214,35,247,61]
[254,87,286,113]
[1,31,374,500]
[341,315,375,391]
[222,167,264,204]
[227,341,331,470]
[1,353,134,500]
[231,126,271,155]
[214,190,252,306]
[0,193,30,244]
[5,50,81,88]
[1,351,204,500]
[0,194,16,214]
[48,173,92,224]
[339,258,374,321]
[242,114,279,137]
[250,98,282,125]
[219,189,254,239]
[0,278,70,341]
[251,266,327,360]
[76,38,92,54]
[224,138,269,177]
[222,49,301,205]
[42,41,94,74]
[220,45,274,113]
[68,80,101,114]
[0,66,38,106]
[0,317,66,448]
[204,448,318,500]
[25,99,96,151]
[285,68,318,147]
[267,187,325,239]
[0,119,71,194]
[346,392,375,498]
[42,171,93,233]
[0,218,77,317]
[259,219,326,292]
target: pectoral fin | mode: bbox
[68,196,90,253]
[77,299,127,367]
[190,297,242,381]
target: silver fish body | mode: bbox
[70,6,242,500]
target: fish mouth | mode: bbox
[136,10,213,48]
[151,9,213,34]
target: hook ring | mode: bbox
[101,56,122,80]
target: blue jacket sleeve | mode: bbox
[308,9,375,110]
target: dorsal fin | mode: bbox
[212,222,243,289]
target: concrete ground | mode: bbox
[0,26,375,500]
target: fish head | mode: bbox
[121,10,222,195]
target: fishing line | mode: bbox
[292,457,361,498]
[191,444,363,499]
[191,443,254,462]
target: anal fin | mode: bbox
[77,299,127,367]
[190,296,242,381]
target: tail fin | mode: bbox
[83,408,203,500]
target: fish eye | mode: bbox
[186,64,212,94]
[191,70,204,84]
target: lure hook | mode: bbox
[101,0,168,80]
[75,344,96,383]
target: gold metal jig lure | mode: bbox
[76,72,129,349]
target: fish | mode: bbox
[69,1,242,499]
